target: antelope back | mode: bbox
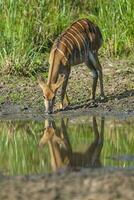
[49,18,103,67]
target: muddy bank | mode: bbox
[0,58,134,119]
[0,169,134,200]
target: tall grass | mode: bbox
[0,0,133,76]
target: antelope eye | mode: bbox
[43,96,46,99]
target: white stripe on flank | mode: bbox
[63,35,74,49]
[70,27,87,56]
[51,48,68,62]
[67,31,82,61]
[63,35,77,65]
[60,41,72,54]
[81,19,94,44]
[56,48,68,61]
[76,21,85,30]
[67,32,81,50]
[71,26,85,41]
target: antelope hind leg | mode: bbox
[86,58,98,102]
[93,53,105,99]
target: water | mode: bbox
[0,115,134,175]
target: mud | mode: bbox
[0,58,134,119]
[0,169,134,200]
[0,58,134,199]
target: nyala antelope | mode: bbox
[38,18,105,114]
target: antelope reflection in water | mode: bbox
[39,117,104,172]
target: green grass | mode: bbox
[0,0,134,76]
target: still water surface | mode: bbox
[0,115,134,175]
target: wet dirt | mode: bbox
[0,170,134,200]
[0,58,134,120]
[0,58,134,199]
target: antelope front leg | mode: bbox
[59,68,70,110]
[60,82,70,110]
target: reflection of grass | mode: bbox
[68,118,134,168]
[0,117,134,175]
[0,121,51,175]
[102,120,134,168]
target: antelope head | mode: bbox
[38,74,65,114]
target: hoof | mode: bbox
[45,110,53,115]
[61,105,69,111]
[100,95,107,102]
[101,96,105,100]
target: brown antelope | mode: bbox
[38,18,105,114]
[39,117,104,172]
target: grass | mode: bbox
[0,0,134,76]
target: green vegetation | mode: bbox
[0,117,134,175]
[0,0,134,76]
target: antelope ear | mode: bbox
[38,76,47,91]
[51,74,65,92]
